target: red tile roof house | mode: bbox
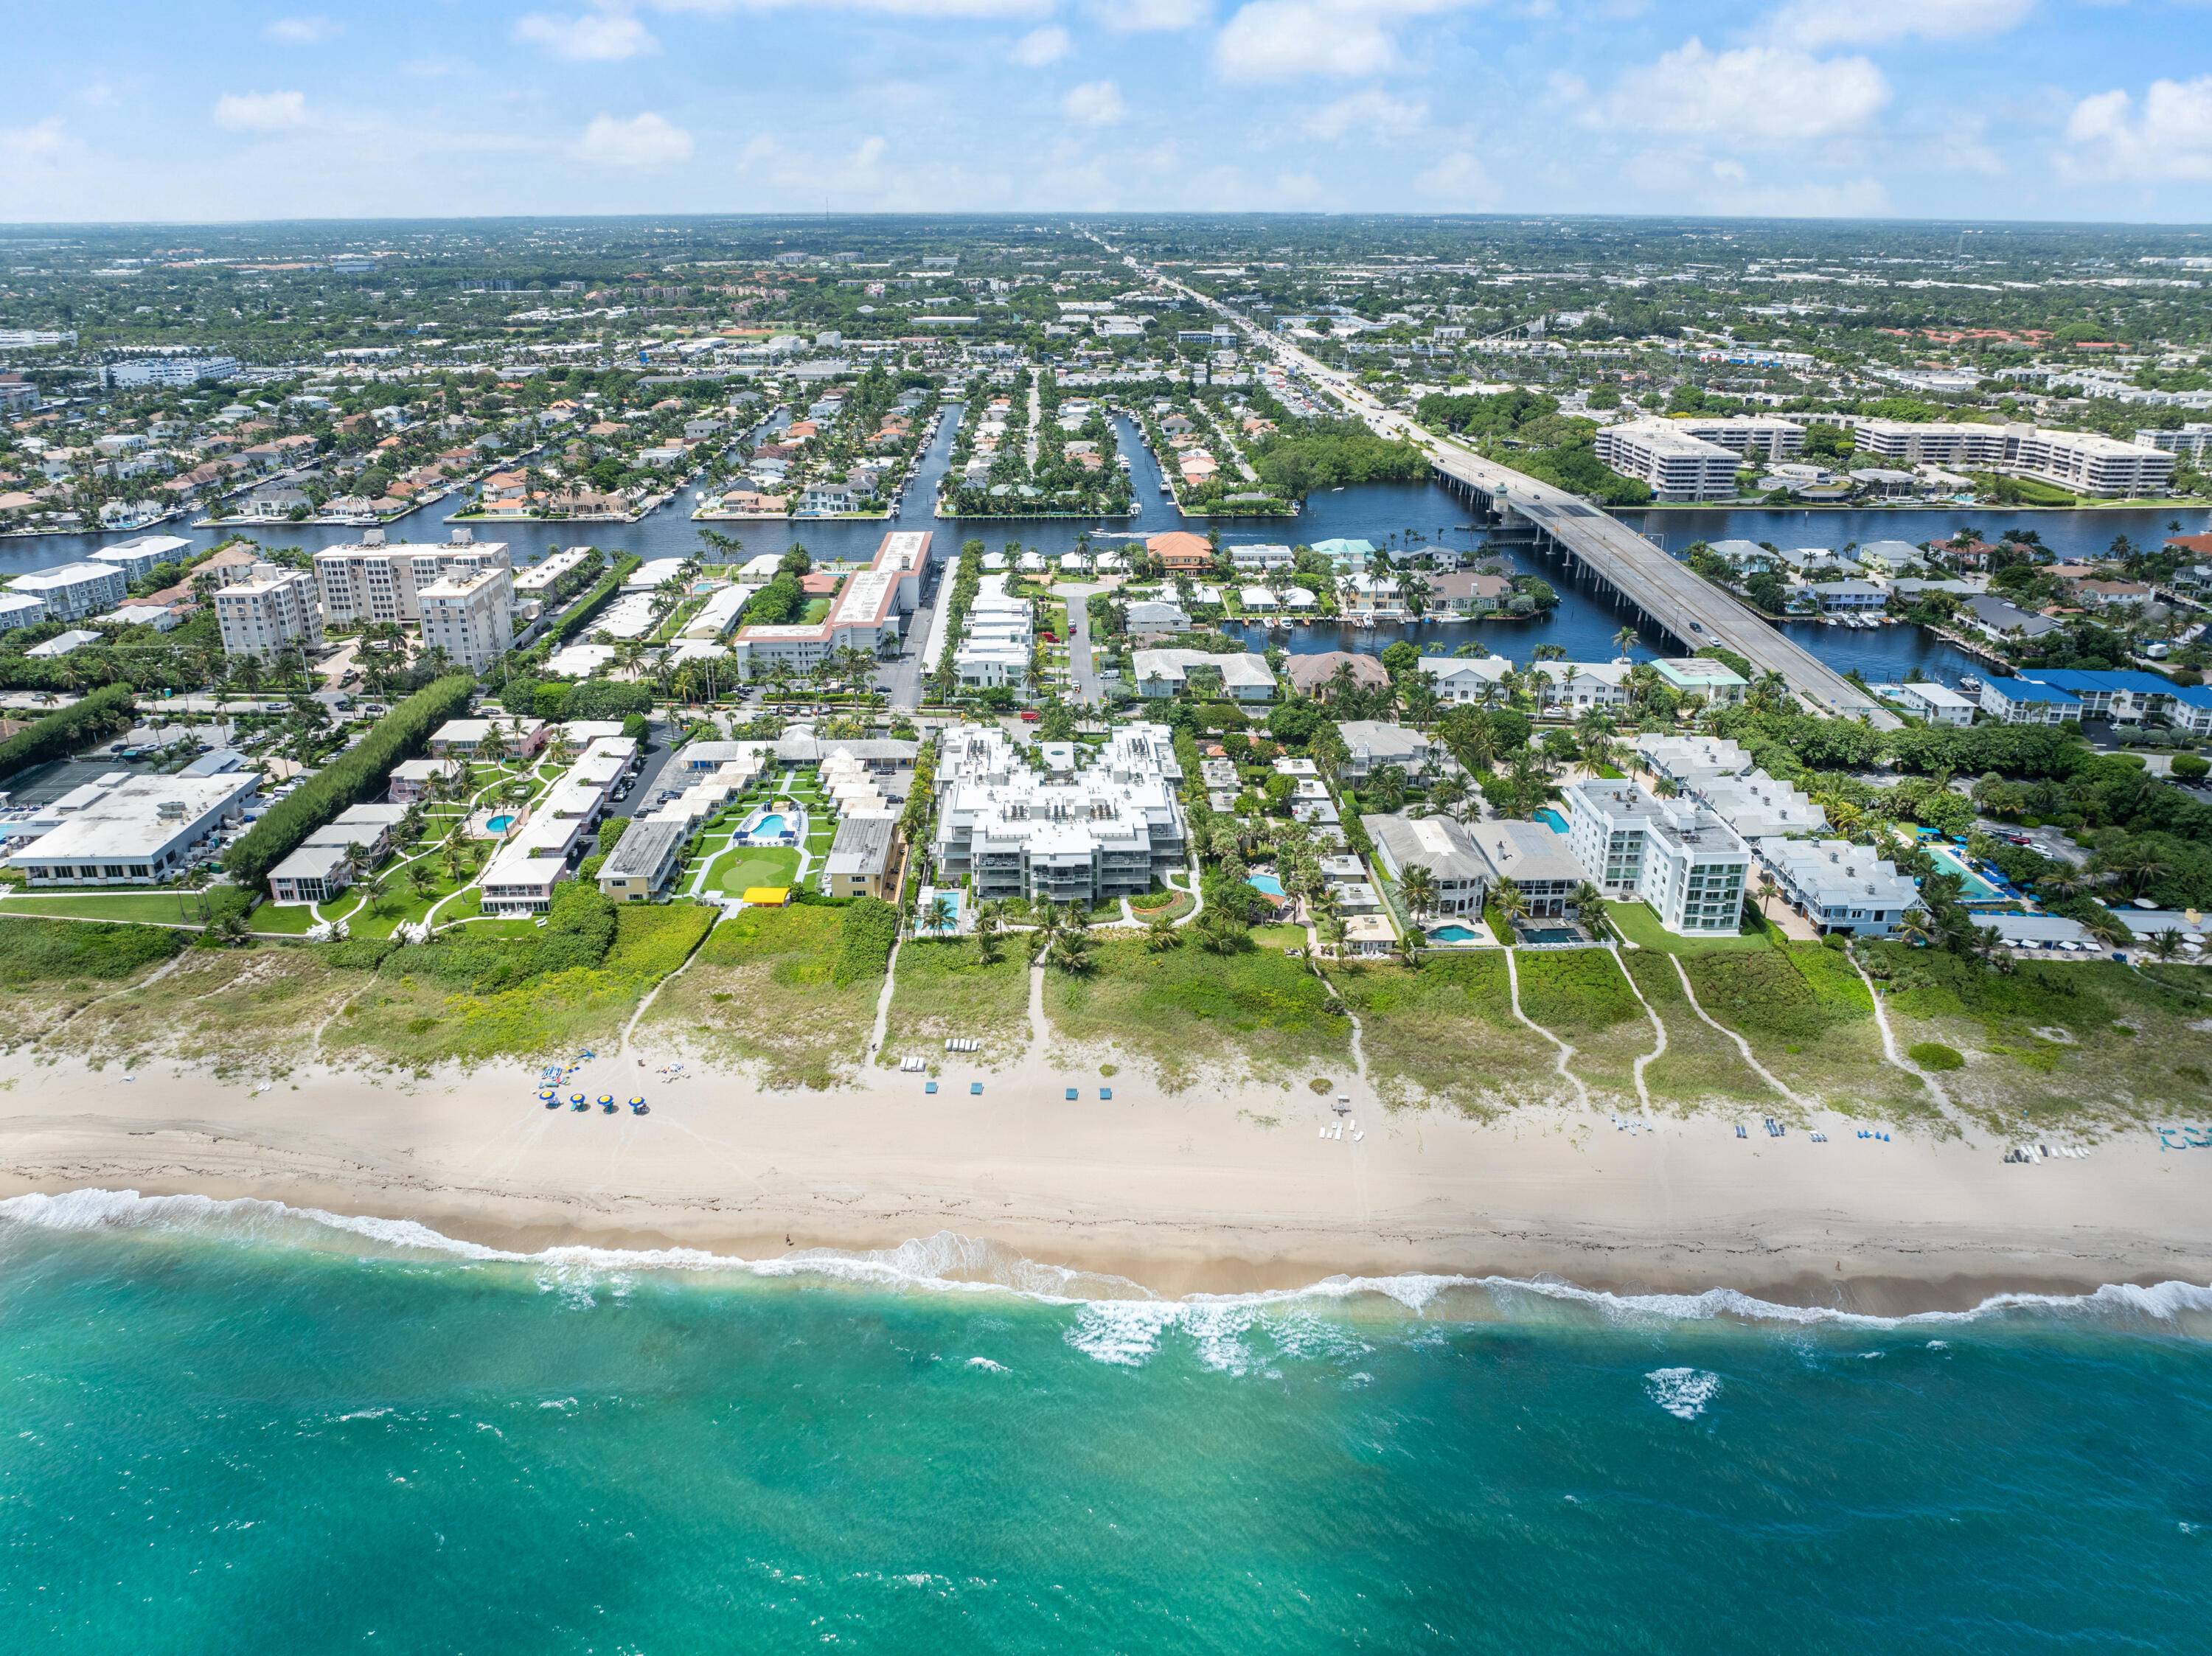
[1147,530,1216,573]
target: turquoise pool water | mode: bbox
[751,813,788,840]
[1249,873,1286,897]
[1534,808,1568,833]
[1927,844,2002,903]
[1428,922,1480,942]
[485,813,515,833]
[1521,925,1580,944]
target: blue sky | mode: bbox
[2,1,2210,223]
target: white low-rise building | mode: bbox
[1133,647,1276,701]
[8,561,128,621]
[89,534,191,582]
[1593,419,1741,502]
[1754,838,1921,938]
[955,573,1033,690]
[5,770,259,886]
[931,722,1187,905]
[1896,681,1978,726]
[1648,656,1748,706]
[1418,654,1512,703]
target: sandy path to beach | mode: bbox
[0,1043,2206,1311]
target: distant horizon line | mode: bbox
[2,211,2210,234]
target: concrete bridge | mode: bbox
[1428,445,1896,726]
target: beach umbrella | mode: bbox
[598,1094,616,1113]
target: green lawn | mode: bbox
[1324,953,1554,1112]
[880,938,1033,1068]
[1043,935,1349,1090]
[1619,949,1788,1111]
[1607,901,1773,955]
[1,891,215,925]
[714,846,802,895]
[641,904,880,1088]
[249,900,324,935]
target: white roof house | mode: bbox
[6,770,260,887]
[1753,838,1921,939]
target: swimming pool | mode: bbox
[1248,873,1286,897]
[485,813,515,834]
[747,812,789,841]
[1534,808,1569,833]
[1520,925,1580,944]
[1427,922,1481,943]
[1926,843,2002,903]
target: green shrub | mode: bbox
[546,554,642,644]
[0,916,183,986]
[832,896,898,987]
[224,674,476,890]
[321,936,398,972]
[1909,1040,1966,1071]
[2173,753,2209,782]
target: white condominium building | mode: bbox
[7,561,128,621]
[5,770,260,887]
[1562,778,1750,936]
[954,573,1033,689]
[1669,414,1806,461]
[731,529,928,678]
[418,566,515,673]
[1755,838,1921,938]
[215,562,325,659]
[2137,423,2212,460]
[931,722,1187,905]
[313,530,512,627]
[1851,420,2174,498]
[1592,419,1742,501]
[510,546,594,599]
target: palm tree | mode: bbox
[1756,872,1779,920]
[1612,625,1637,659]
[1399,862,1439,922]
[1652,776,1680,800]
[1146,913,1182,952]
[1493,875,1526,933]
[1046,927,1095,975]
[1572,880,1608,936]
[476,722,509,766]
[920,894,953,936]
[973,900,1001,961]
[2150,928,2184,962]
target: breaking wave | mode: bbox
[5,1189,2210,1363]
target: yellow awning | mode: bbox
[741,886,792,906]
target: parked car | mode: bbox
[1020,709,1041,723]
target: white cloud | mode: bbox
[1770,0,2033,49]
[1062,80,1128,125]
[1,116,72,164]
[265,15,344,44]
[515,9,661,61]
[1213,1,1484,84]
[1302,86,1428,140]
[1414,148,1498,206]
[213,91,309,133]
[573,111,695,167]
[1593,40,1888,142]
[650,0,1050,15]
[1090,0,1211,27]
[2062,76,2212,181]
[1010,25,1070,64]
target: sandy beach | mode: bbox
[2,1038,2206,1313]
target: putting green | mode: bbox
[716,845,802,894]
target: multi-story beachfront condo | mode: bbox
[954,573,1033,690]
[1563,777,1752,936]
[931,722,1186,906]
[1667,414,1806,461]
[2137,423,2212,461]
[1591,419,1741,501]
[417,566,515,674]
[312,529,512,627]
[214,562,324,659]
[1849,420,2174,497]
[731,529,928,678]
[7,561,128,621]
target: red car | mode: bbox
[1019,710,1041,722]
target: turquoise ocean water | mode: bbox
[3,1192,2208,1654]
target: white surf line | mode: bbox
[1504,947,1588,1110]
[1610,945,1666,1112]
[867,938,901,1061]
[1667,954,1804,1110]
[1848,947,1954,1114]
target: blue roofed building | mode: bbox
[2013,668,2184,723]
[1978,676,2083,725]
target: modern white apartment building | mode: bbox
[1228,542,1295,571]
[731,529,928,678]
[2137,423,2212,460]
[1896,681,1978,726]
[215,562,325,659]
[931,722,1187,905]
[313,530,512,627]
[1562,778,1750,936]
[1592,419,1741,501]
[1851,420,2174,498]
[510,546,594,601]
[954,573,1033,690]
[1669,414,1806,461]
[104,354,239,389]
[1525,660,1632,712]
[479,735,637,915]
[1755,838,1921,938]
[418,566,515,673]
[7,561,128,622]
[88,534,191,583]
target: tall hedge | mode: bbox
[548,553,642,645]
[223,673,476,890]
[0,683,136,784]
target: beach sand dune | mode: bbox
[0,1043,2205,1312]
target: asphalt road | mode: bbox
[597,720,683,824]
